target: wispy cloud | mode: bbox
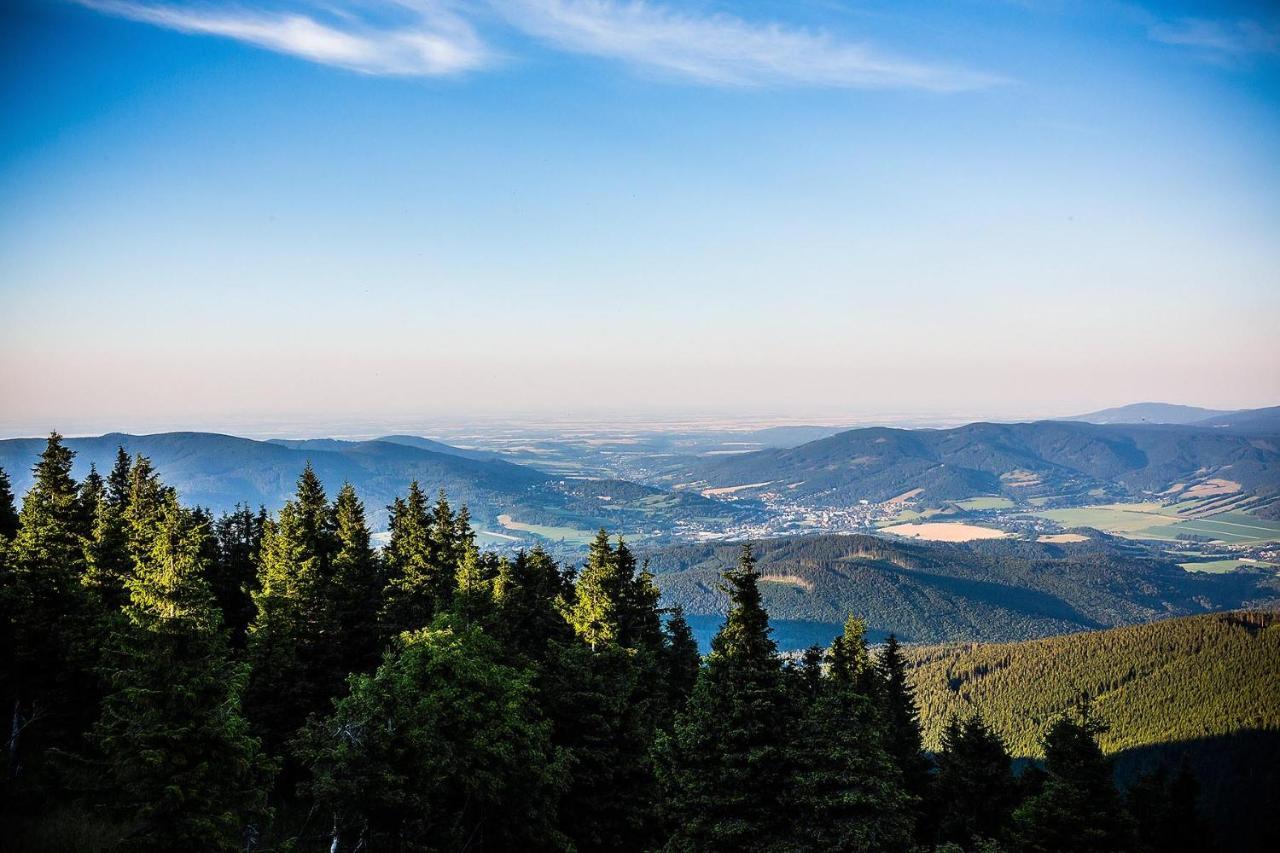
[1149,16,1280,59]
[498,0,1003,91]
[78,0,1001,91]
[78,1,491,76]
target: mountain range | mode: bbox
[669,415,1280,516]
[0,432,753,539]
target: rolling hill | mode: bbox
[1065,402,1234,425]
[644,534,1280,647]
[0,432,760,542]
[0,432,548,530]
[907,611,1280,852]
[670,419,1280,515]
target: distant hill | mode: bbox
[907,611,1280,852]
[1190,405,1280,435]
[0,433,548,530]
[671,420,1280,513]
[0,432,759,542]
[1065,402,1233,425]
[644,534,1280,646]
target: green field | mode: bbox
[496,514,598,545]
[1032,503,1280,545]
[953,496,1015,511]
[1178,558,1279,574]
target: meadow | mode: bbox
[1032,503,1280,544]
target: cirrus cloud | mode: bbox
[77,0,1003,91]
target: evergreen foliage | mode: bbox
[0,458,1265,851]
[0,466,21,540]
[95,494,271,851]
[658,545,794,851]
[299,621,564,852]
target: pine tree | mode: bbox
[1014,700,1134,852]
[560,532,666,851]
[379,482,448,635]
[658,544,794,851]
[0,466,20,540]
[299,622,565,852]
[786,629,913,853]
[493,547,575,662]
[244,465,339,758]
[209,505,265,647]
[662,605,701,717]
[933,713,1019,846]
[3,434,100,786]
[570,530,624,651]
[878,633,931,814]
[329,484,383,674]
[105,446,132,508]
[95,495,271,851]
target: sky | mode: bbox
[1,0,1278,436]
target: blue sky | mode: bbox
[1,1,1278,435]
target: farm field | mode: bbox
[1177,558,1279,574]
[496,513,598,545]
[953,496,1015,510]
[878,521,1010,542]
[1033,504,1280,544]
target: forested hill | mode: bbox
[907,611,1280,852]
[0,432,755,538]
[645,534,1280,646]
[671,418,1280,514]
[0,432,546,528]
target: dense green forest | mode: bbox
[646,535,1279,643]
[907,612,1280,852]
[0,435,1272,851]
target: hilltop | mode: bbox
[668,419,1280,517]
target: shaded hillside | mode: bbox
[644,534,1280,645]
[0,432,759,541]
[0,433,546,530]
[675,420,1280,510]
[1191,405,1280,435]
[907,611,1280,852]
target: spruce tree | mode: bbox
[1014,700,1134,852]
[933,714,1019,846]
[786,625,913,853]
[105,447,132,506]
[244,465,339,758]
[662,604,701,717]
[0,466,20,540]
[209,505,265,647]
[493,547,575,662]
[379,482,447,635]
[658,544,793,851]
[878,633,931,813]
[95,495,271,851]
[560,532,665,851]
[329,484,383,674]
[4,434,100,786]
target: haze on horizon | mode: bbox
[2,0,1278,436]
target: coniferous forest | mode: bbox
[0,434,1255,852]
